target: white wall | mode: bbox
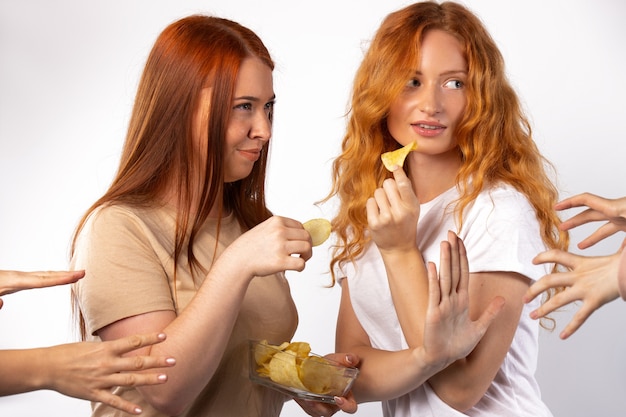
[1,1,625,416]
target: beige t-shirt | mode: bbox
[72,204,298,416]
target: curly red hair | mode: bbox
[326,1,568,301]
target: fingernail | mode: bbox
[345,354,354,365]
[529,311,538,319]
[334,396,344,406]
[166,357,176,365]
[158,374,168,381]
[134,407,142,414]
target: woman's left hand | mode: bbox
[293,353,359,416]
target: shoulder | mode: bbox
[79,204,173,250]
[467,183,536,224]
[463,183,541,243]
[475,183,533,212]
[87,203,170,233]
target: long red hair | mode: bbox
[71,15,274,337]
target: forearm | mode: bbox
[122,257,253,414]
[379,248,429,347]
[0,348,49,395]
[350,345,444,403]
[426,355,493,411]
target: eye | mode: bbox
[265,101,275,122]
[234,102,253,111]
[406,78,420,88]
[444,79,464,89]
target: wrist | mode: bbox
[377,245,422,260]
[411,346,447,377]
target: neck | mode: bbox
[406,149,462,203]
[160,175,224,219]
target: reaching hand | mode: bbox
[422,231,504,369]
[524,247,622,339]
[0,332,176,415]
[0,269,85,309]
[556,193,626,249]
[41,333,176,414]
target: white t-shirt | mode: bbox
[339,183,553,416]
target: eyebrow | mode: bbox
[413,69,467,76]
[234,94,276,102]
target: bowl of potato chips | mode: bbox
[249,340,359,403]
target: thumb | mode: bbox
[474,296,505,333]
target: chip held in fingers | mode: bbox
[302,218,331,246]
[381,140,418,171]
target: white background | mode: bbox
[1,1,625,416]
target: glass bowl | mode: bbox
[249,340,359,404]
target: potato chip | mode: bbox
[284,341,311,359]
[299,356,334,394]
[381,141,418,171]
[303,218,331,246]
[254,340,279,366]
[250,340,358,397]
[268,351,309,391]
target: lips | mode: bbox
[239,148,262,162]
[411,121,445,137]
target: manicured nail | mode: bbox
[166,357,176,365]
[134,407,142,414]
[345,354,354,365]
[334,396,345,406]
[158,374,168,381]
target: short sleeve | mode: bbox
[72,206,175,335]
[461,186,550,282]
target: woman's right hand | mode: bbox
[366,166,420,254]
[222,216,313,279]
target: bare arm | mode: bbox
[366,167,429,347]
[335,280,442,402]
[335,237,503,404]
[97,215,312,416]
[0,333,175,415]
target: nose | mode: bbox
[249,110,272,143]
[418,84,441,116]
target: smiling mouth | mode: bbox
[239,149,261,162]
[416,123,442,130]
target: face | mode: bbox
[387,29,467,156]
[194,57,275,183]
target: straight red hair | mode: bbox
[71,15,274,337]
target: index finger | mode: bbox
[555,192,606,212]
[391,167,419,204]
[110,332,169,355]
[0,269,85,296]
